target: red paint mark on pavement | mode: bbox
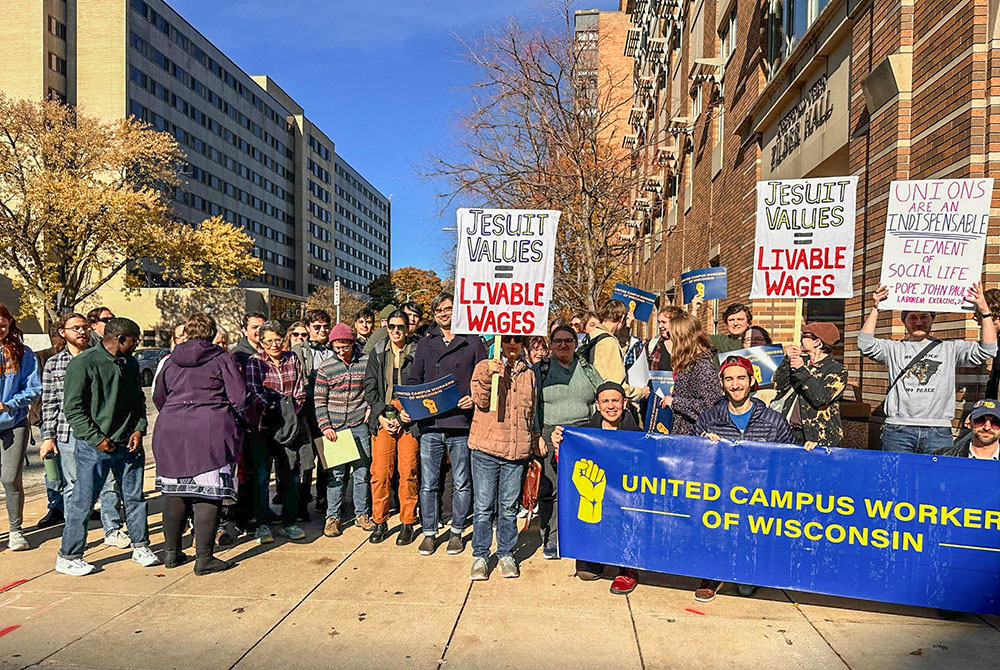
[0,625,20,638]
[684,608,706,616]
[0,580,27,593]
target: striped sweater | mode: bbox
[314,344,369,431]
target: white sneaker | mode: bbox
[55,555,95,576]
[104,529,131,549]
[7,530,29,551]
[131,546,161,567]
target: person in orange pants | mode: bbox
[362,310,420,545]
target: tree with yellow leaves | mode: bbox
[0,95,262,323]
[391,267,443,315]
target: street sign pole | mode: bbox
[334,280,341,323]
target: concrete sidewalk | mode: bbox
[1,464,999,670]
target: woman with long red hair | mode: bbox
[658,312,723,435]
[0,302,42,551]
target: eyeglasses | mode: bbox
[551,338,575,345]
[96,317,113,324]
[309,323,331,331]
[261,338,283,347]
[973,415,1000,428]
[501,337,522,344]
[290,331,308,338]
[62,325,90,334]
[387,324,407,331]
[434,306,453,315]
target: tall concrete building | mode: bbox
[0,0,389,323]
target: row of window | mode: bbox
[129,0,289,133]
[308,242,332,263]
[308,134,331,161]
[172,185,294,252]
[251,245,295,269]
[337,277,367,293]
[334,184,387,229]
[335,163,387,214]
[308,179,331,204]
[48,52,67,76]
[336,258,377,282]
[308,263,332,282]
[307,200,331,223]
[129,36,293,181]
[259,272,295,292]
[334,203,388,246]
[308,158,330,184]
[308,222,332,243]
[48,16,67,40]
[334,237,387,274]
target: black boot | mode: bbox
[369,522,389,544]
[164,548,190,569]
[396,523,415,546]
[194,553,231,576]
[37,507,64,528]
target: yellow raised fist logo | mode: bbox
[572,458,606,524]
[656,422,670,434]
[752,363,762,383]
[422,398,438,414]
[628,299,637,314]
[695,281,706,298]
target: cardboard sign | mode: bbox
[315,429,361,470]
[878,178,994,313]
[717,346,785,386]
[612,283,657,322]
[751,177,858,299]
[452,208,560,336]
[395,375,461,421]
[681,267,727,304]
[647,370,675,398]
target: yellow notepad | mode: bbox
[315,428,361,469]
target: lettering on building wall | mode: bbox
[770,75,834,172]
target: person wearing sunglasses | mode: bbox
[85,306,114,349]
[283,321,309,352]
[772,322,848,448]
[937,399,1000,460]
[290,309,337,519]
[534,325,603,559]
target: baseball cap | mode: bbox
[968,399,1000,423]
[719,355,758,391]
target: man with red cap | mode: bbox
[315,323,372,537]
[772,322,849,447]
[692,355,793,603]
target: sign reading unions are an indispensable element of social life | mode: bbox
[751,176,858,300]
[451,208,560,337]
[878,178,994,313]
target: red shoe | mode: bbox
[610,568,638,595]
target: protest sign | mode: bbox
[751,177,858,299]
[395,375,461,421]
[645,401,674,435]
[558,428,1000,614]
[648,370,674,398]
[718,346,785,386]
[878,178,994,313]
[681,267,727,304]
[316,428,361,470]
[627,351,650,388]
[452,208,560,336]
[612,283,657,322]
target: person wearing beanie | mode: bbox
[859,282,996,454]
[315,322,373,536]
[772,322,849,447]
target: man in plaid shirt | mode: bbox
[38,312,123,539]
[244,320,307,544]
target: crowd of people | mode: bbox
[0,281,997,602]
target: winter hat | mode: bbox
[379,305,397,320]
[329,323,355,342]
[596,381,626,399]
[801,322,841,348]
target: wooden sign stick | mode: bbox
[792,299,804,344]
[490,334,501,412]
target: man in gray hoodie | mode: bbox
[859,282,996,454]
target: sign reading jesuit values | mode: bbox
[751,177,858,299]
[452,208,560,337]
[878,179,994,313]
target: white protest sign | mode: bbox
[751,176,858,299]
[452,208,560,337]
[879,178,993,313]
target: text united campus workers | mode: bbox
[403,293,487,557]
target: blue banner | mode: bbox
[395,375,461,421]
[718,345,785,385]
[558,428,1000,614]
[612,283,657,322]
[681,267,727,304]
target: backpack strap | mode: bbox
[886,339,942,393]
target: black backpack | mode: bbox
[577,332,613,366]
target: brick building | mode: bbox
[618,0,998,443]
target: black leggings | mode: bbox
[162,495,221,556]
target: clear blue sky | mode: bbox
[167,0,618,277]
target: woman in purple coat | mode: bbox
[657,313,723,435]
[153,313,246,575]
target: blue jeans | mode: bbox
[470,450,526,560]
[326,424,372,521]
[43,438,121,530]
[59,440,149,560]
[419,431,472,537]
[881,424,954,455]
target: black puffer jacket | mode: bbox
[693,397,795,444]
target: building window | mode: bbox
[691,85,702,119]
[765,0,831,75]
[719,7,736,63]
[48,52,67,76]
[48,16,67,40]
[47,87,66,103]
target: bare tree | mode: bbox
[423,2,654,312]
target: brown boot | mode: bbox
[356,513,376,532]
[324,517,342,537]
